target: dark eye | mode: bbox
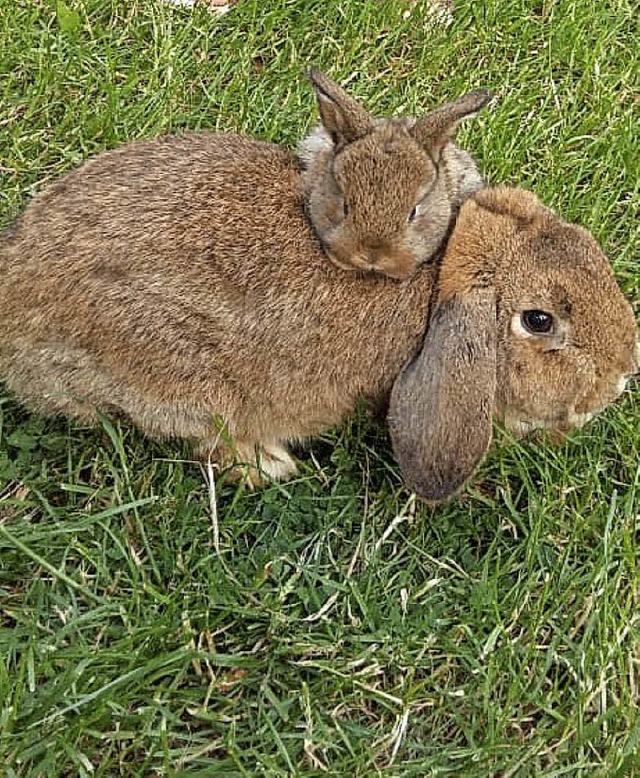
[521,310,554,334]
[342,199,349,219]
[408,205,418,223]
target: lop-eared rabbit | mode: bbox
[0,73,637,501]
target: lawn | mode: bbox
[1,0,639,775]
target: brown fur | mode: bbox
[300,69,491,280]
[0,130,435,485]
[389,289,497,500]
[0,122,636,499]
[389,187,638,499]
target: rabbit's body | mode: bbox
[0,131,433,476]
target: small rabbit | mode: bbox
[0,80,636,500]
[300,69,490,279]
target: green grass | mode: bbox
[1,0,639,775]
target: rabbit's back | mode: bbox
[0,131,433,450]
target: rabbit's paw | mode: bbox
[198,438,297,488]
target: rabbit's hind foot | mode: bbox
[197,438,298,488]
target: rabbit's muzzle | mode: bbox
[504,360,637,439]
[325,242,419,281]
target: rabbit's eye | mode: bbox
[408,205,419,223]
[342,199,349,219]
[521,310,554,335]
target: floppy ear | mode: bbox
[411,89,493,155]
[308,67,373,146]
[388,288,497,502]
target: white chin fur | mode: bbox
[505,416,545,437]
[505,411,595,437]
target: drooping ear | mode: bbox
[410,89,493,154]
[388,288,497,502]
[308,67,373,146]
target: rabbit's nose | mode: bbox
[368,245,417,281]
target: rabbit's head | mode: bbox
[388,187,638,501]
[299,69,491,280]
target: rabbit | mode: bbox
[0,86,636,502]
[299,70,490,280]
[0,68,491,472]
[299,69,491,280]
[387,188,638,500]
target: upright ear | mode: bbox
[308,67,373,146]
[388,288,497,502]
[410,89,493,154]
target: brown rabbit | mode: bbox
[387,188,638,499]
[0,82,636,500]
[300,69,490,279]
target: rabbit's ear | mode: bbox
[388,288,497,502]
[411,90,493,154]
[308,68,373,146]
